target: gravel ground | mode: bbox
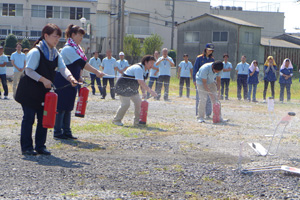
[1,89,300,200]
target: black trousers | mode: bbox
[102,78,115,99]
[156,75,170,100]
[179,77,190,97]
[221,78,230,99]
[263,80,275,100]
[237,75,248,100]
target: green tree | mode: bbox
[168,49,176,65]
[21,38,30,49]
[142,34,163,55]
[123,34,141,63]
[4,34,18,55]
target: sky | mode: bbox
[197,0,300,33]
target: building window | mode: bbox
[84,8,90,20]
[53,6,60,18]
[0,29,9,35]
[62,7,70,19]
[12,31,22,36]
[46,6,53,18]
[77,7,83,20]
[184,32,200,43]
[32,5,46,18]
[31,31,42,37]
[244,32,254,44]
[1,3,23,16]
[213,31,228,42]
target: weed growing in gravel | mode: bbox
[185,191,199,199]
[137,171,150,175]
[172,164,183,172]
[62,191,78,197]
[131,190,154,197]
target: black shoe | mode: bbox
[22,150,37,156]
[36,148,51,155]
[101,97,105,99]
[112,97,115,100]
[54,134,69,140]
[64,134,78,140]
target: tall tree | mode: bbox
[142,34,163,55]
[123,34,141,64]
[4,34,17,55]
[21,38,30,49]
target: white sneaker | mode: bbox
[4,96,8,100]
[220,118,229,123]
[262,100,266,103]
[198,118,205,123]
[112,121,123,126]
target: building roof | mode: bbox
[177,13,262,28]
[261,37,300,49]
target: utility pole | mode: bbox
[120,0,125,51]
[117,0,121,53]
[171,0,175,50]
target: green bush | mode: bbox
[4,34,17,55]
[21,38,30,49]
[168,50,176,65]
[142,34,163,55]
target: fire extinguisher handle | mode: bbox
[51,84,56,90]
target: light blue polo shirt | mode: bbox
[101,57,117,78]
[235,62,249,75]
[124,64,146,80]
[149,63,159,78]
[0,54,9,74]
[156,56,174,76]
[26,48,66,71]
[116,59,129,77]
[196,62,222,85]
[221,61,232,79]
[11,51,26,72]
[179,60,193,78]
[89,57,101,75]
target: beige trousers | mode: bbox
[113,93,141,125]
[197,83,218,119]
[13,71,23,96]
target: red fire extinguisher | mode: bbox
[213,101,221,123]
[75,86,89,118]
[139,99,149,124]
[43,88,58,128]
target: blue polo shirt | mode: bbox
[196,62,222,85]
[235,62,249,75]
[116,59,130,77]
[221,61,232,79]
[0,54,9,74]
[124,64,146,80]
[193,55,214,82]
[89,57,101,75]
[178,60,193,78]
[156,56,174,76]
[11,51,26,72]
[102,57,117,78]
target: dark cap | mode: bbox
[205,43,214,51]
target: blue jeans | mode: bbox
[221,78,230,99]
[280,83,291,101]
[195,85,212,116]
[237,75,248,100]
[90,73,103,95]
[248,84,257,101]
[54,110,72,137]
[21,105,47,152]
[147,77,158,98]
[0,74,8,96]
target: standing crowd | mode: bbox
[0,22,296,155]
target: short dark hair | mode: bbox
[223,53,229,58]
[16,43,22,47]
[212,61,223,71]
[183,54,188,57]
[141,55,156,65]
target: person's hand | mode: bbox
[209,94,216,104]
[150,90,158,97]
[78,76,84,83]
[18,68,23,72]
[177,75,180,79]
[142,93,147,99]
[285,75,289,80]
[193,81,196,86]
[154,71,158,76]
[68,76,78,87]
[42,78,52,89]
[96,70,105,78]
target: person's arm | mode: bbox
[271,65,276,73]
[152,65,159,70]
[177,67,181,79]
[265,65,270,73]
[167,57,175,67]
[11,60,21,72]
[155,58,163,66]
[202,78,215,103]
[193,58,200,84]
[249,69,255,76]
[22,59,26,71]
[235,64,239,75]
[190,68,193,79]
[0,62,7,67]
[223,64,232,72]
[138,79,157,98]
[84,62,105,78]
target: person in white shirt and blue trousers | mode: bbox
[147,50,159,98]
[0,46,9,99]
[235,55,249,100]
[155,48,174,101]
[178,54,193,98]
[101,49,118,99]
[89,51,103,95]
[220,54,232,100]
[11,43,26,96]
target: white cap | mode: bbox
[119,52,125,56]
